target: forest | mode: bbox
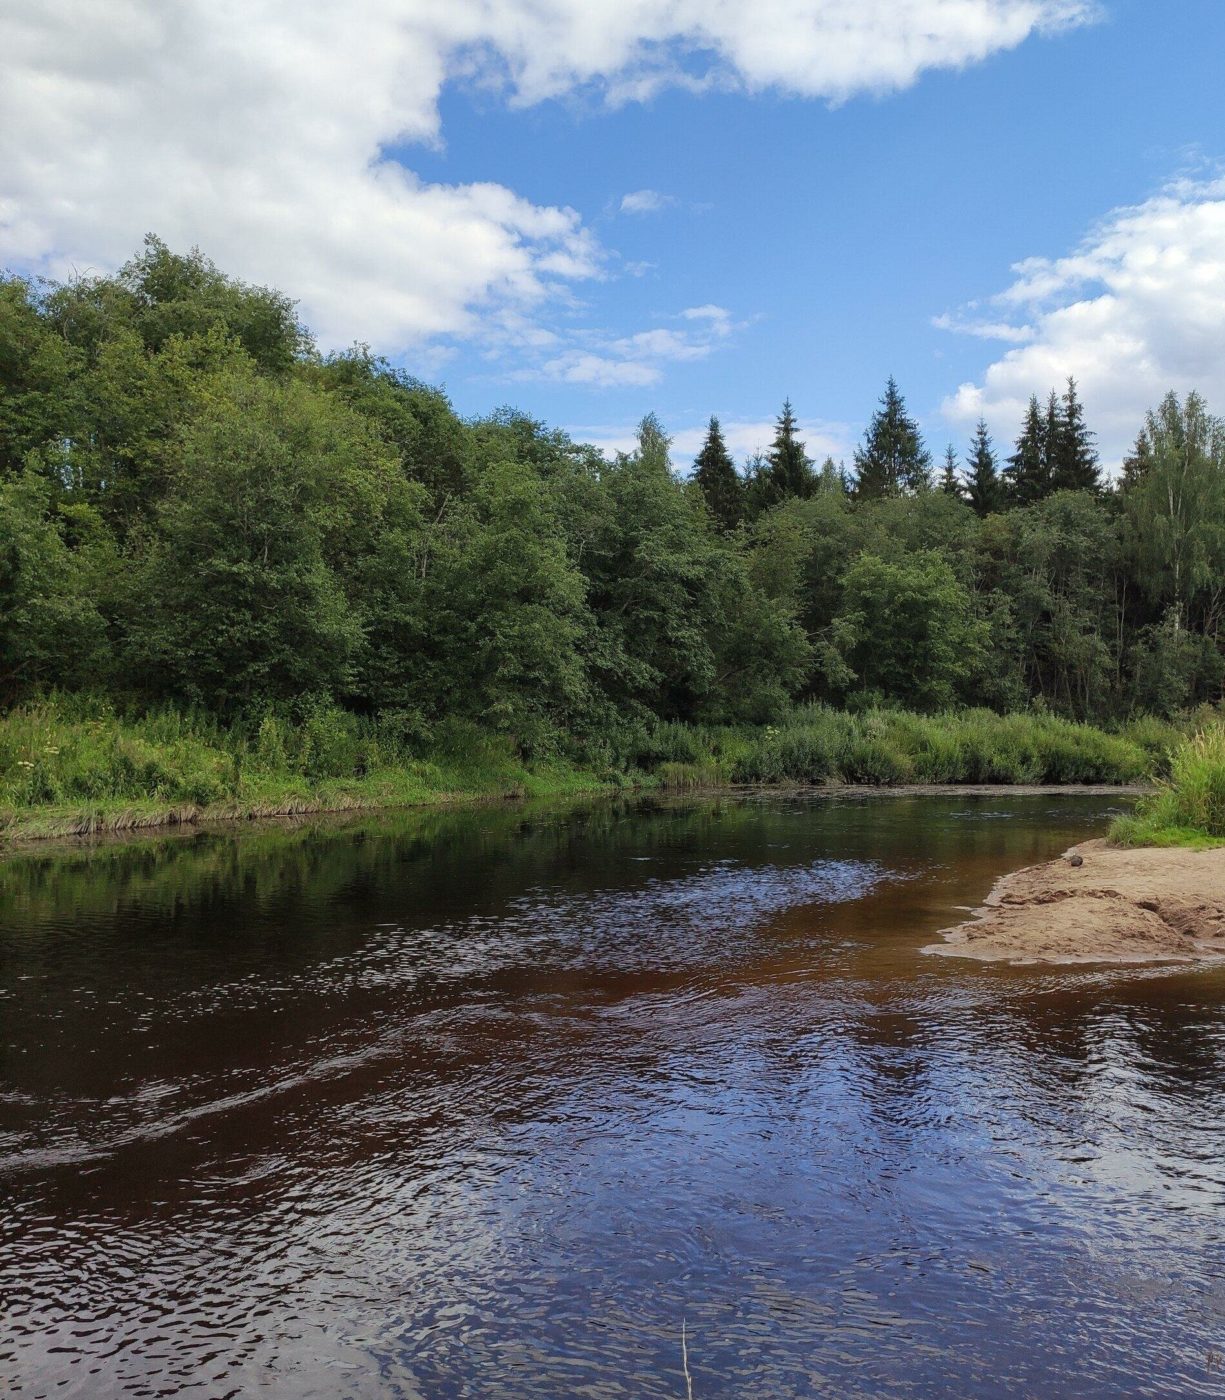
[2,238,1224,822]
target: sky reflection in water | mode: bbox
[2,792,1223,1398]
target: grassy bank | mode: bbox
[1110,726,1225,848]
[640,705,1180,790]
[0,700,614,842]
[0,698,1193,845]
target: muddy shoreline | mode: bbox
[927,838,1225,965]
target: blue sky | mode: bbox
[4,1,1225,468]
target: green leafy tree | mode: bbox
[415,459,591,744]
[692,415,743,533]
[832,550,988,710]
[0,473,110,701]
[982,492,1123,716]
[634,412,672,474]
[853,377,932,499]
[126,369,397,711]
[583,454,723,721]
[0,276,81,478]
[316,346,470,501]
[1124,390,1225,635]
[816,456,848,494]
[51,234,310,372]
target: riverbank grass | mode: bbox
[0,701,615,841]
[0,697,1189,844]
[1110,726,1225,849]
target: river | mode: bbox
[3,792,1224,1397]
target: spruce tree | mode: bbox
[853,376,932,499]
[1003,395,1053,506]
[1120,427,1153,492]
[1051,376,1100,492]
[692,414,743,533]
[939,444,962,498]
[764,399,814,502]
[964,419,1002,517]
[1044,388,1063,476]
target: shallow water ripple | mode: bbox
[3,793,1223,1397]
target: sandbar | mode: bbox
[926,839,1225,965]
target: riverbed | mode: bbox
[3,792,1224,1397]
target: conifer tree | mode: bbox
[1003,395,1053,506]
[764,399,814,502]
[939,444,962,498]
[692,414,743,533]
[1051,376,1100,492]
[853,377,932,499]
[1120,427,1153,492]
[1044,388,1063,474]
[964,419,1002,517]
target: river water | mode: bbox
[3,792,1224,1398]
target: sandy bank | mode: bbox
[926,839,1225,965]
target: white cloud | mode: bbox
[539,352,662,388]
[679,304,735,335]
[940,177,1225,468]
[620,189,676,215]
[931,312,1035,343]
[521,304,742,386]
[572,414,853,466]
[2,1,1095,357]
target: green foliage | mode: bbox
[1004,395,1052,506]
[693,414,743,533]
[1122,390,1225,634]
[761,399,815,505]
[125,367,392,711]
[965,419,1003,517]
[1051,377,1100,493]
[832,551,988,711]
[0,474,110,700]
[939,444,962,498]
[853,377,932,499]
[731,706,1150,788]
[2,237,1224,823]
[1111,726,1225,846]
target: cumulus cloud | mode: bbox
[940,177,1225,468]
[2,1,1095,355]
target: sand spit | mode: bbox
[926,839,1225,965]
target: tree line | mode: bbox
[693,375,1102,530]
[2,238,1223,763]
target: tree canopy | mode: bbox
[2,238,1223,747]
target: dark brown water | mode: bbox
[3,792,1224,1398]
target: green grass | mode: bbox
[1110,725,1225,848]
[0,696,1193,846]
[727,705,1156,787]
[0,699,614,842]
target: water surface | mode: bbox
[3,792,1224,1397]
